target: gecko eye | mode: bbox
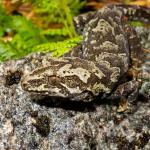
[48,75,61,86]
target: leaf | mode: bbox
[32,36,82,57]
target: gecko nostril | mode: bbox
[21,81,28,90]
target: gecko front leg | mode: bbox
[110,80,140,112]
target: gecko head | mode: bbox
[21,67,66,97]
[21,58,97,100]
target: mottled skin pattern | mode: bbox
[21,5,150,107]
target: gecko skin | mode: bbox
[21,4,150,102]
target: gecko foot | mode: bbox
[113,80,140,113]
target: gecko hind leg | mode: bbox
[112,80,140,112]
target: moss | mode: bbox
[32,36,82,57]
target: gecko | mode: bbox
[21,4,150,111]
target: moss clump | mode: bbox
[32,36,82,57]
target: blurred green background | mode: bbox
[0,0,86,61]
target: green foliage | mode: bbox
[0,41,14,61]
[57,0,76,38]
[11,16,47,52]
[0,6,12,37]
[130,21,145,27]
[0,6,47,61]
[27,0,86,37]
[0,0,85,62]
[32,36,82,57]
[42,28,69,37]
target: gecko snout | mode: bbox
[21,80,29,91]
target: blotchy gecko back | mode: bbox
[115,4,150,24]
[82,6,130,77]
[73,4,150,34]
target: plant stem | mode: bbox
[58,0,77,38]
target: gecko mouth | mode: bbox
[21,74,46,91]
[21,75,65,97]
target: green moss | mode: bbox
[130,21,146,27]
[32,36,82,57]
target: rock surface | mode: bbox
[0,27,150,150]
